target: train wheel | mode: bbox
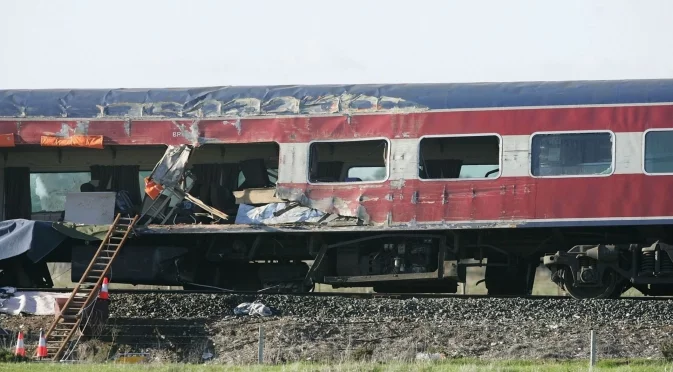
[561,267,621,299]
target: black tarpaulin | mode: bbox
[0,219,109,263]
[0,219,66,262]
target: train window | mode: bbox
[531,132,614,177]
[419,135,501,180]
[644,130,673,174]
[347,166,387,182]
[308,139,388,183]
[30,172,92,212]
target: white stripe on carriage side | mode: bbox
[278,143,309,184]
[615,132,643,175]
[278,131,651,185]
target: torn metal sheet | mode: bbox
[148,145,192,189]
[276,186,372,223]
[275,177,539,226]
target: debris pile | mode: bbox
[233,301,272,317]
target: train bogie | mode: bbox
[543,241,673,298]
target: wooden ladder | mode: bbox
[43,214,138,361]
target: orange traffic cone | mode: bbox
[35,328,47,358]
[99,277,109,300]
[14,331,25,357]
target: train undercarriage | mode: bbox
[3,224,665,300]
[544,241,673,298]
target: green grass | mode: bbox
[1,359,673,372]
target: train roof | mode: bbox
[2,79,673,119]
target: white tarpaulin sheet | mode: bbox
[0,288,70,316]
[235,203,326,225]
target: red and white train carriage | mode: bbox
[1,79,673,298]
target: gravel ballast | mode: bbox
[110,293,673,325]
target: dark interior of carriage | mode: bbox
[419,135,501,180]
[308,139,388,183]
[3,143,279,224]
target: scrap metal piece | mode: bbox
[141,144,229,224]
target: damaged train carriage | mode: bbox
[2,80,673,298]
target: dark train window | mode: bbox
[419,135,501,180]
[531,132,614,177]
[644,130,673,174]
[309,139,388,183]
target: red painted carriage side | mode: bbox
[3,104,673,226]
[3,104,673,145]
[280,174,673,225]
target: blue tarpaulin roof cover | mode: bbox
[2,79,673,119]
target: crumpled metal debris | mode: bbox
[233,301,272,317]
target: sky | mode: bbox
[1,0,673,89]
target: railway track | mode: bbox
[15,287,673,300]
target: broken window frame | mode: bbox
[29,171,93,213]
[643,128,673,176]
[307,137,390,185]
[529,130,616,178]
[417,133,503,181]
[238,167,278,188]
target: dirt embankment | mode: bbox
[1,294,672,363]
